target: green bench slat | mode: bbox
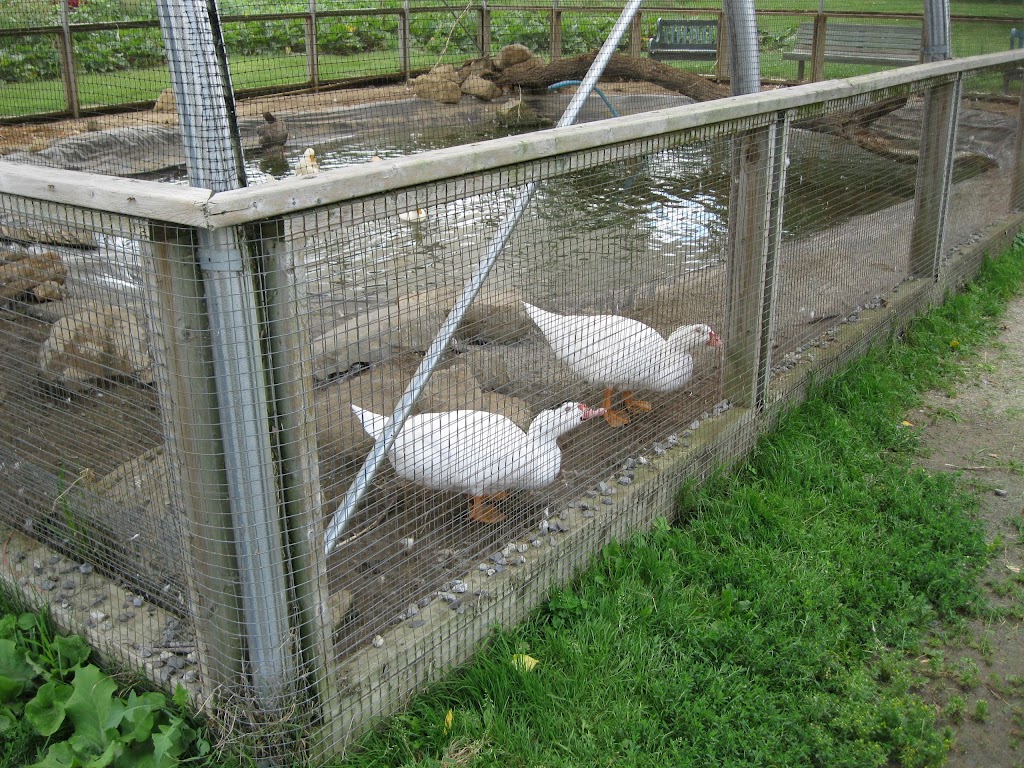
[648,18,718,62]
[783,22,922,68]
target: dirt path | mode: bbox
[912,294,1024,766]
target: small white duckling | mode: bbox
[294,147,319,178]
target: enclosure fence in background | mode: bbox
[0,45,1023,762]
[2,0,1023,181]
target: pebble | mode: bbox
[493,563,505,573]
[582,511,595,519]
[437,591,457,603]
[398,537,415,551]
[140,649,153,658]
[181,670,198,684]
[690,421,700,431]
[449,599,462,611]
[516,543,529,554]
[598,482,615,496]
[618,475,633,486]
[601,497,614,506]
[532,539,543,548]
[994,489,1009,497]
[409,620,426,629]
[539,519,551,535]
[621,457,636,471]
[637,456,649,466]
[40,579,56,591]
[486,568,496,577]
[510,555,526,566]
[417,596,431,609]
[166,655,186,670]
[62,579,75,589]
[79,563,93,575]
[371,635,384,648]
[448,579,468,594]
[406,603,419,617]
[132,596,143,607]
[478,563,489,571]
[653,443,666,456]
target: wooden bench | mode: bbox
[647,18,718,62]
[783,22,922,81]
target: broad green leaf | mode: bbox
[17,612,40,632]
[51,635,92,675]
[152,717,194,764]
[0,637,37,701]
[25,680,73,737]
[0,614,16,639]
[63,666,119,754]
[82,739,120,768]
[28,740,77,768]
[0,704,20,733]
[118,690,164,743]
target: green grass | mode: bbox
[0,50,457,117]
[323,245,1024,768]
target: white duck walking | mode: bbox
[523,302,723,427]
[351,401,604,522]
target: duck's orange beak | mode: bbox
[578,404,606,420]
[708,330,723,348]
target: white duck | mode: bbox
[523,302,723,427]
[351,401,605,522]
[294,147,319,178]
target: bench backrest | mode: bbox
[790,22,922,54]
[652,18,717,49]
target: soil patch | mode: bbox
[913,294,1024,766]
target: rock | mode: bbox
[412,73,462,104]
[0,251,67,299]
[39,303,153,390]
[494,43,533,70]
[32,280,64,302]
[461,75,503,102]
[496,95,549,128]
[153,88,176,112]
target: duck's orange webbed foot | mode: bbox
[623,391,653,414]
[602,387,630,427]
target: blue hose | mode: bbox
[547,80,620,117]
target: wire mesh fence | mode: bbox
[1,2,1023,760]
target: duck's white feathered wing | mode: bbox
[350,406,552,496]
[523,302,682,390]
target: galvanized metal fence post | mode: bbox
[154,0,296,710]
